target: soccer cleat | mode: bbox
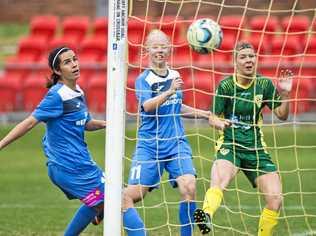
[92,211,104,225]
[194,208,212,234]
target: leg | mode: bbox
[194,159,238,234]
[256,172,282,236]
[64,203,99,236]
[177,174,197,236]
[204,159,238,215]
[122,185,149,236]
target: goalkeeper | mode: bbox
[194,41,293,236]
[122,29,230,236]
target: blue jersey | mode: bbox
[32,83,96,172]
[135,69,192,158]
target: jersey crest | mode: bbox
[254,94,263,108]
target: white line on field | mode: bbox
[292,231,316,236]
[0,204,315,211]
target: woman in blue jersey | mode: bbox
[0,47,106,235]
[194,41,293,236]
[122,29,230,236]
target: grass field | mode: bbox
[0,123,316,236]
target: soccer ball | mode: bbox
[187,18,223,54]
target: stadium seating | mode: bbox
[281,15,310,44]
[61,16,90,44]
[1,15,316,113]
[92,17,108,38]
[22,74,47,111]
[86,73,106,113]
[29,15,59,42]
[0,77,19,111]
[149,16,184,44]
[219,15,246,41]
[79,37,107,63]
[183,71,215,110]
[126,68,139,114]
[7,37,46,62]
[249,15,279,45]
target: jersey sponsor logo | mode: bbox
[254,94,263,108]
[161,93,182,107]
[220,148,230,155]
[76,118,87,126]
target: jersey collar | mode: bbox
[233,74,255,89]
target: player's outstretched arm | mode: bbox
[85,119,106,131]
[0,115,39,151]
[274,69,293,121]
[180,104,230,131]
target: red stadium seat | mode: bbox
[183,72,215,110]
[171,44,195,66]
[22,74,47,111]
[149,16,184,44]
[0,77,19,111]
[79,37,107,63]
[126,68,139,114]
[249,15,279,45]
[92,17,108,38]
[281,15,310,44]
[128,43,142,65]
[128,18,151,44]
[219,15,246,41]
[290,78,312,113]
[86,73,106,113]
[48,37,78,53]
[61,16,90,44]
[7,37,46,62]
[30,15,59,42]
[267,37,299,62]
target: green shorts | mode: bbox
[216,146,277,188]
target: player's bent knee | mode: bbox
[267,194,283,211]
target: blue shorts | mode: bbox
[128,148,196,190]
[47,163,105,207]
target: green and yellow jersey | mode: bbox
[213,75,282,151]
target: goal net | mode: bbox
[123,0,316,235]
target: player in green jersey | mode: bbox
[194,41,293,236]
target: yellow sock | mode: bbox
[258,208,279,236]
[202,187,223,217]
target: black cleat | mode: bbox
[194,208,212,234]
[92,211,104,225]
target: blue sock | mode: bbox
[179,201,196,236]
[123,208,146,236]
[64,204,97,236]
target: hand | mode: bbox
[278,69,293,93]
[209,115,231,131]
[168,77,183,95]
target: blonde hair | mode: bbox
[144,29,171,47]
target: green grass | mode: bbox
[1,124,316,235]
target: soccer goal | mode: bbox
[106,0,316,235]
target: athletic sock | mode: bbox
[64,204,97,236]
[202,187,223,217]
[123,208,146,236]
[179,201,196,236]
[258,208,279,236]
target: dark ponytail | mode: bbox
[46,46,70,88]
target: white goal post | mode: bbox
[104,0,128,235]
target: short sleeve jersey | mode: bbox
[32,83,95,172]
[135,69,192,158]
[213,75,282,150]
